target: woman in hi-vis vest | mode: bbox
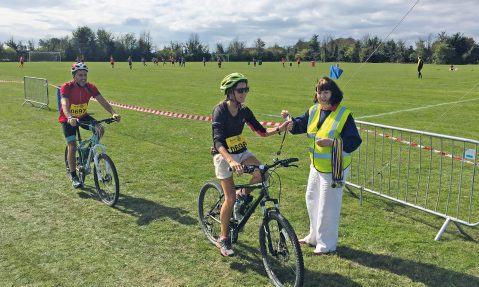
[282,77,362,255]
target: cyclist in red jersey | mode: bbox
[59,63,121,188]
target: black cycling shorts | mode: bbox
[61,114,96,143]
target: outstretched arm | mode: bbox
[95,94,121,122]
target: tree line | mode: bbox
[1,26,479,64]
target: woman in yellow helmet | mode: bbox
[211,72,289,256]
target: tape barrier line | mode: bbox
[360,128,477,166]
[8,80,470,164]
[0,80,23,83]
[92,98,281,127]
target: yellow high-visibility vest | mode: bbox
[307,104,352,172]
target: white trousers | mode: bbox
[302,165,350,253]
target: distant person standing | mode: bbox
[253,57,256,67]
[128,56,133,70]
[417,57,424,79]
[217,56,223,68]
[141,57,147,66]
[109,55,115,68]
[281,57,285,68]
[297,57,301,68]
[203,56,207,67]
[19,56,24,68]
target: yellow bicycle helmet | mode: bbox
[220,73,248,94]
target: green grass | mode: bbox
[0,61,478,286]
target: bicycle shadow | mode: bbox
[113,194,197,226]
[336,246,479,287]
[230,242,360,287]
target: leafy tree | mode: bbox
[71,26,97,60]
[96,28,115,61]
[227,37,246,61]
[432,42,455,64]
[253,37,265,58]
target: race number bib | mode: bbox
[226,135,247,153]
[70,103,88,117]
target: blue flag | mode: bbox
[329,65,343,79]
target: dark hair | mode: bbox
[313,77,343,106]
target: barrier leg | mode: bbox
[360,187,364,207]
[435,218,451,241]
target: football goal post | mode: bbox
[28,51,62,62]
[216,54,230,62]
[23,76,50,110]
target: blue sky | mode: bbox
[0,0,478,49]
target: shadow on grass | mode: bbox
[230,242,360,287]
[77,189,196,226]
[337,246,478,287]
[112,194,197,226]
[347,189,476,241]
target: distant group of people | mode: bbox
[55,55,469,80]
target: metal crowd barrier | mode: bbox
[346,120,478,240]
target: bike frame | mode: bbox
[76,122,108,178]
[233,178,279,232]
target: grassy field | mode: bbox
[1,61,478,286]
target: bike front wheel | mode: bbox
[259,210,304,287]
[198,182,224,245]
[64,145,86,184]
[93,153,119,206]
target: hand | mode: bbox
[281,110,290,119]
[68,117,78,127]
[229,159,244,176]
[278,120,293,133]
[112,113,121,122]
[316,138,333,147]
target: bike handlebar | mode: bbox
[77,117,118,127]
[228,157,299,174]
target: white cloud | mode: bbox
[0,0,478,48]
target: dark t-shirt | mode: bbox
[211,101,267,154]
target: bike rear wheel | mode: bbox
[64,145,86,184]
[259,210,304,287]
[198,182,224,245]
[93,153,119,206]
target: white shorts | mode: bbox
[213,149,255,179]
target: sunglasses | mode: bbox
[234,87,250,93]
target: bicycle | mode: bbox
[198,157,304,287]
[64,118,120,206]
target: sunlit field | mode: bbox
[1,61,478,286]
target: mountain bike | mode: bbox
[198,158,304,287]
[64,118,119,206]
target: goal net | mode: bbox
[23,76,50,110]
[216,54,230,62]
[28,51,62,62]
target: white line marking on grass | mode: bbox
[357,97,479,119]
